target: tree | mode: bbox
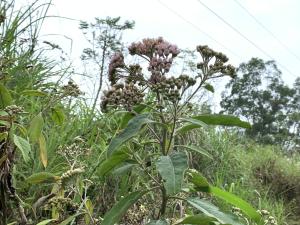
[288,77,300,148]
[79,17,134,115]
[220,58,296,145]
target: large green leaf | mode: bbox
[188,172,261,223]
[178,114,251,134]
[187,198,243,225]
[155,152,188,195]
[187,170,211,193]
[120,104,147,129]
[101,191,147,225]
[107,114,152,156]
[13,134,31,163]
[26,172,59,184]
[51,106,65,125]
[211,187,261,223]
[174,214,217,224]
[28,113,44,143]
[0,83,12,108]
[97,151,129,177]
[146,219,169,225]
[193,115,251,128]
[176,145,212,159]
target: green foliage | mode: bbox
[107,113,152,156]
[178,114,250,134]
[187,198,243,225]
[36,219,56,225]
[210,187,260,222]
[147,220,169,225]
[97,150,129,177]
[155,152,188,195]
[0,83,12,108]
[13,134,31,163]
[176,145,212,159]
[28,113,44,142]
[26,172,59,184]
[58,214,83,225]
[174,214,217,224]
[188,171,260,222]
[101,191,148,225]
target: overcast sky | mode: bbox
[42,0,300,81]
[33,0,300,109]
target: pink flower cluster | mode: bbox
[128,37,180,75]
[108,52,125,84]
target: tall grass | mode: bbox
[188,128,300,224]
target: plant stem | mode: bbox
[156,92,168,155]
[166,106,177,154]
[158,187,168,219]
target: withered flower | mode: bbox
[108,52,125,85]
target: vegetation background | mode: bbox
[0,1,299,225]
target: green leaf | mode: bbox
[211,187,261,222]
[15,123,27,136]
[28,113,44,143]
[187,170,211,193]
[120,104,147,129]
[175,145,212,159]
[36,219,56,225]
[58,213,82,225]
[146,219,169,225]
[203,83,215,93]
[0,120,9,127]
[107,114,152,156]
[85,199,94,224]
[177,118,208,134]
[0,83,12,108]
[174,214,217,224]
[186,172,261,223]
[187,198,243,225]
[97,151,129,177]
[51,106,65,125]
[155,152,188,195]
[26,172,59,184]
[112,162,137,175]
[178,114,251,134]
[102,191,147,225]
[39,134,47,168]
[13,134,31,163]
[21,90,47,97]
[194,114,251,128]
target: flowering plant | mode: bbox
[97,37,263,225]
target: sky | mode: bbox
[21,0,300,109]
